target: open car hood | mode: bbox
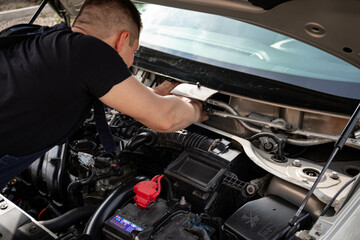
[54,0,360,69]
[2,1,360,240]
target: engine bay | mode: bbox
[1,67,359,240]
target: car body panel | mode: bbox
[1,1,359,240]
[55,0,360,69]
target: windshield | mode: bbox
[137,4,360,98]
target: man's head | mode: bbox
[73,0,142,67]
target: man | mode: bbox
[0,0,207,188]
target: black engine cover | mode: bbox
[225,195,310,240]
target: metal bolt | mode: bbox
[302,178,308,184]
[196,82,201,89]
[264,142,273,151]
[246,184,256,195]
[330,171,339,180]
[180,196,187,205]
[314,223,323,231]
[292,160,302,167]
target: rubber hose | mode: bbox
[154,131,216,151]
[47,201,62,217]
[126,131,155,151]
[150,210,189,239]
[247,132,283,143]
[126,130,218,152]
[83,176,148,240]
[39,205,97,232]
[67,167,97,195]
[67,167,97,206]
[269,213,310,240]
[247,132,287,162]
[163,176,174,202]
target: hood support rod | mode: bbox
[286,102,360,237]
[29,0,49,24]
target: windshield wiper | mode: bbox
[206,99,360,149]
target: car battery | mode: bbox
[103,198,168,240]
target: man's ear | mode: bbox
[114,31,130,51]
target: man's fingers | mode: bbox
[199,111,209,122]
[153,80,180,96]
[190,99,208,122]
[173,96,208,123]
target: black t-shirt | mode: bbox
[0,23,132,156]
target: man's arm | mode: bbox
[99,76,208,132]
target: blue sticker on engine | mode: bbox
[110,215,143,233]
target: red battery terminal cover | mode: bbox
[133,175,164,209]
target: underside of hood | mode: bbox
[54,0,360,69]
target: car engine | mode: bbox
[1,67,359,240]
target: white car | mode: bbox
[0,0,359,239]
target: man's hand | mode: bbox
[175,96,209,122]
[152,80,179,96]
[153,81,209,122]
[190,99,209,122]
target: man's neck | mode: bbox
[71,25,117,50]
[71,25,88,35]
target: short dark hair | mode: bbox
[74,0,142,44]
